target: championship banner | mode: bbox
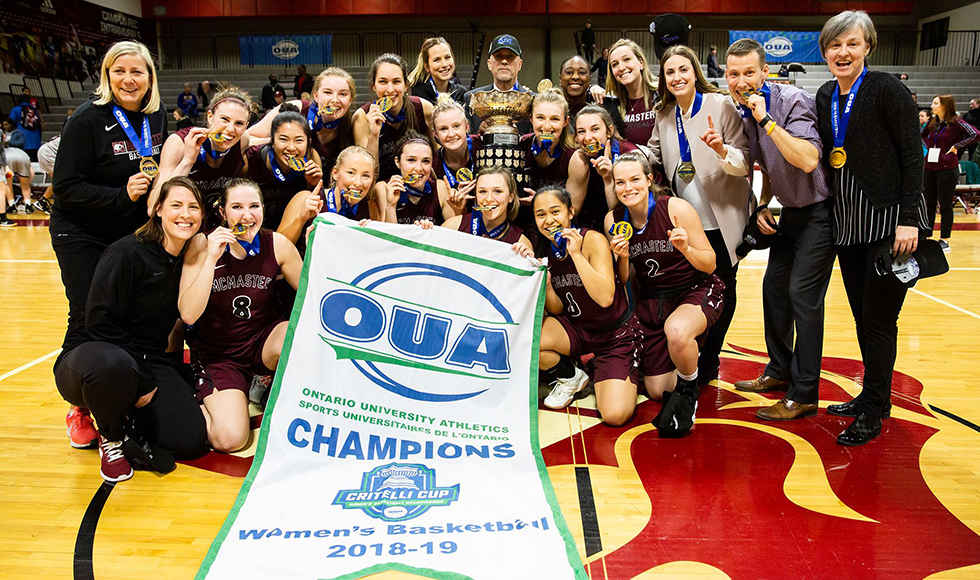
[238,34,332,66]
[729,30,822,63]
[197,215,586,580]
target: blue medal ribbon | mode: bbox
[267,147,304,182]
[307,100,340,132]
[399,178,433,206]
[382,99,408,124]
[441,136,474,189]
[831,67,868,151]
[427,77,442,101]
[608,138,621,162]
[675,91,704,164]
[198,138,230,163]
[112,105,153,158]
[236,233,260,256]
[550,229,568,259]
[530,134,562,158]
[610,190,657,237]
[738,82,771,119]
[470,212,509,239]
[325,187,360,219]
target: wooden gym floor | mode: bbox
[1,212,978,579]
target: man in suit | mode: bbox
[463,34,533,135]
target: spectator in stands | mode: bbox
[51,40,168,451]
[293,65,313,98]
[706,45,723,78]
[261,74,281,111]
[725,38,835,421]
[9,96,42,161]
[177,82,198,120]
[409,37,468,106]
[606,38,659,146]
[592,47,609,87]
[580,20,597,64]
[32,107,74,214]
[198,79,213,110]
[463,35,533,134]
[961,98,980,160]
[173,107,193,131]
[1,119,35,213]
[923,94,978,252]
[815,10,930,446]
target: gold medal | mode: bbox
[455,167,473,182]
[547,225,564,238]
[584,139,602,157]
[613,221,634,240]
[230,222,250,235]
[677,161,696,182]
[740,89,761,102]
[403,172,423,186]
[321,105,336,115]
[287,156,306,171]
[139,157,159,178]
[344,188,365,203]
[829,147,847,169]
[473,204,498,212]
[538,132,555,142]
[377,97,393,113]
[207,130,229,142]
[537,79,553,93]
[436,93,451,105]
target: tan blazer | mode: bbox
[647,91,754,266]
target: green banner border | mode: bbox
[196,216,587,579]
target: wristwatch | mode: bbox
[757,113,773,129]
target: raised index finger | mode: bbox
[707,115,715,130]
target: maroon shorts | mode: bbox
[554,312,643,384]
[636,274,725,376]
[191,320,282,402]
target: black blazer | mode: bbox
[816,71,923,226]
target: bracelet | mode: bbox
[766,121,777,135]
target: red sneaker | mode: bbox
[66,406,98,449]
[98,436,133,482]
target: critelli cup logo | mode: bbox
[764,36,793,57]
[272,39,300,60]
[333,463,460,522]
[318,263,514,403]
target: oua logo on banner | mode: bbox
[197,214,587,579]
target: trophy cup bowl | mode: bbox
[469,90,533,136]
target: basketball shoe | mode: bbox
[543,366,589,409]
[98,436,134,482]
[66,406,99,448]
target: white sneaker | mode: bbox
[543,366,589,409]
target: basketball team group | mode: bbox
[46,8,955,484]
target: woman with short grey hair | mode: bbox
[814,10,930,446]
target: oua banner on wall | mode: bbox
[197,214,587,580]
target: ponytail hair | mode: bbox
[531,89,574,149]
[408,37,454,86]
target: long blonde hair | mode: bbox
[655,45,724,113]
[94,40,161,114]
[408,37,454,86]
[605,39,658,119]
[531,89,574,150]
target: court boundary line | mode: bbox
[928,405,980,434]
[909,288,980,321]
[74,482,114,580]
[0,348,62,381]
[0,259,58,263]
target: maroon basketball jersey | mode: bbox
[176,127,245,229]
[433,134,483,185]
[618,195,703,290]
[244,145,311,231]
[360,96,429,182]
[300,100,348,177]
[456,213,524,245]
[579,138,637,230]
[194,230,280,361]
[547,228,630,331]
[519,133,570,191]
[397,176,442,225]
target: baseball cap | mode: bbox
[649,13,692,60]
[489,34,522,57]
[874,238,949,287]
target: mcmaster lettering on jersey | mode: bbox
[212,273,275,292]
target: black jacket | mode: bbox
[51,98,168,242]
[411,80,467,106]
[816,71,924,227]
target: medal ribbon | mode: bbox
[198,137,230,163]
[470,212,509,239]
[738,82,772,119]
[399,178,433,206]
[550,229,568,259]
[112,106,153,158]
[267,147,304,182]
[615,190,657,236]
[675,91,704,164]
[325,187,360,219]
[530,134,562,158]
[427,77,442,101]
[382,100,408,124]
[442,136,474,188]
[236,233,260,256]
[831,67,868,151]
[307,100,340,132]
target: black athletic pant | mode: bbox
[835,242,909,417]
[922,167,957,239]
[55,342,208,458]
[699,229,737,385]
[762,200,836,404]
[51,231,110,350]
